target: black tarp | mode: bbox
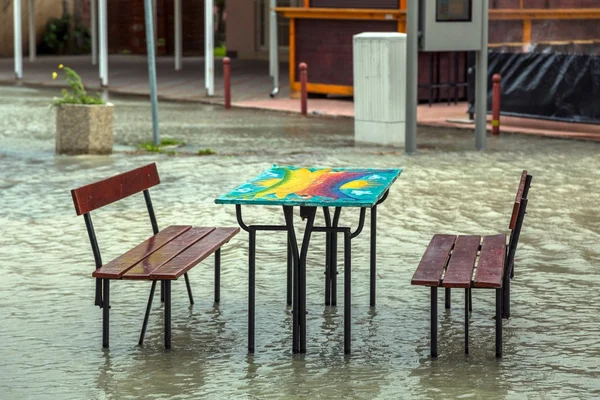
[486,51,600,124]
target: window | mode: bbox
[436,0,472,22]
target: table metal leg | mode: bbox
[299,208,316,353]
[323,207,332,306]
[344,229,352,354]
[331,207,341,307]
[248,228,256,353]
[283,206,300,353]
[287,233,292,307]
[370,205,377,308]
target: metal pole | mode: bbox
[152,0,157,52]
[205,0,214,96]
[269,0,279,97]
[405,0,418,154]
[91,0,97,65]
[144,0,160,146]
[14,0,23,79]
[174,0,182,70]
[475,0,489,150]
[99,0,108,86]
[28,0,35,62]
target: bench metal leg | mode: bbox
[465,288,469,354]
[164,280,172,349]
[469,288,472,312]
[139,280,157,345]
[496,288,503,358]
[431,287,438,358]
[102,279,110,348]
[503,278,510,319]
[445,288,451,309]
[287,234,293,307]
[248,228,256,353]
[370,205,377,308]
[214,249,221,304]
[184,273,194,306]
[344,230,352,354]
[161,281,165,303]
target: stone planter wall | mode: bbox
[55,103,114,155]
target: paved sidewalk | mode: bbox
[1,54,599,141]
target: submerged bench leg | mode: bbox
[465,288,469,354]
[249,228,256,353]
[503,278,510,319]
[431,287,438,358]
[139,280,157,345]
[102,279,110,348]
[184,273,194,306]
[344,230,352,355]
[164,280,172,349]
[496,288,503,358]
[445,288,451,309]
[469,289,472,312]
[214,249,221,304]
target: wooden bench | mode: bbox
[71,163,239,349]
[411,170,532,358]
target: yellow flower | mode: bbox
[58,64,64,69]
[52,72,58,80]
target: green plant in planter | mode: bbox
[51,64,105,106]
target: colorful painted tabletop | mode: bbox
[215,166,402,208]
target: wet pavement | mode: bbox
[1,85,599,399]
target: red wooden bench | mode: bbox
[411,170,532,358]
[71,163,239,349]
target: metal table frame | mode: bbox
[235,190,389,355]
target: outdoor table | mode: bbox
[215,165,402,354]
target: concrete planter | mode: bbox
[55,103,114,155]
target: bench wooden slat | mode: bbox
[150,227,240,280]
[92,225,192,279]
[72,163,160,216]
[509,170,528,230]
[122,227,216,279]
[411,234,457,286]
[473,234,507,288]
[441,235,481,288]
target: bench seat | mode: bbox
[93,226,240,280]
[411,234,507,289]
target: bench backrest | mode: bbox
[508,170,529,230]
[71,163,160,215]
[71,163,162,308]
[506,170,533,282]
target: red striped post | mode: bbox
[492,74,501,136]
[224,57,231,109]
[299,62,308,116]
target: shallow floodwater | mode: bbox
[0,86,599,399]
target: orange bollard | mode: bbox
[299,62,308,116]
[224,57,231,109]
[492,74,501,136]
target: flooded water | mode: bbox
[1,86,599,399]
